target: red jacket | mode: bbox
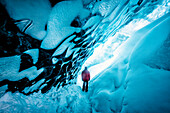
[81,70,90,81]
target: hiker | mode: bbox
[81,67,90,92]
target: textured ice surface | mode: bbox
[0,85,90,113]
[0,0,170,112]
[87,12,170,113]
[1,0,51,40]
[41,0,89,49]
[0,55,44,81]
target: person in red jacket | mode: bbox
[81,67,90,92]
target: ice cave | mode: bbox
[0,0,170,113]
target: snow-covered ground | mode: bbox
[0,85,90,113]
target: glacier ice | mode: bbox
[1,0,51,40]
[87,11,170,113]
[0,0,170,113]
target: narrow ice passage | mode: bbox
[0,0,170,113]
[57,11,170,113]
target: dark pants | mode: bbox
[82,81,88,92]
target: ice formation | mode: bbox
[0,0,170,112]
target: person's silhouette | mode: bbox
[81,67,90,92]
